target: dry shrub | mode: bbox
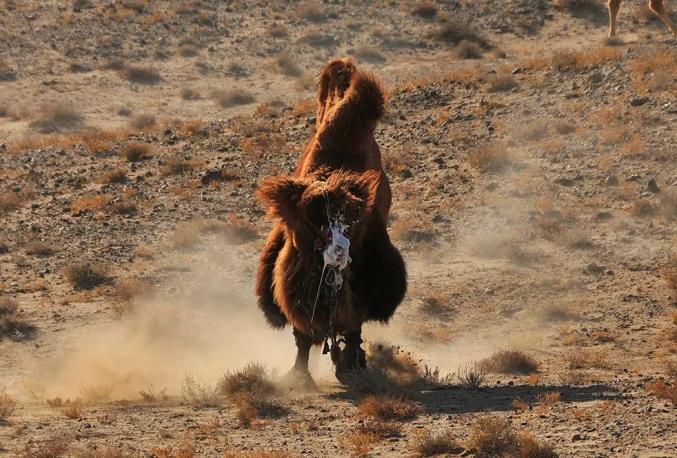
[181,375,220,407]
[212,88,255,107]
[64,263,109,290]
[0,191,21,214]
[479,350,539,375]
[62,399,83,419]
[30,101,84,133]
[457,364,487,389]
[110,201,137,215]
[180,87,201,100]
[0,296,36,341]
[628,50,675,92]
[292,98,316,117]
[469,142,512,173]
[295,0,325,22]
[217,362,276,398]
[139,386,167,402]
[629,199,655,218]
[273,52,302,77]
[0,389,16,422]
[620,133,646,156]
[17,437,71,458]
[100,169,127,184]
[646,380,676,405]
[535,391,562,413]
[551,47,621,70]
[0,58,17,81]
[358,395,421,421]
[486,74,517,92]
[24,240,53,257]
[268,23,288,37]
[414,430,463,456]
[160,158,195,176]
[178,44,199,57]
[129,113,156,130]
[71,194,113,213]
[177,119,207,137]
[566,350,607,369]
[354,45,386,63]
[240,133,287,158]
[468,417,557,458]
[411,1,437,19]
[339,430,380,456]
[428,19,488,48]
[455,40,483,59]
[122,65,161,84]
[223,450,291,458]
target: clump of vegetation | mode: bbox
[479,350,539,375]
[469,142,512,173]
[646,380,676,405]
[100,168,127,184]
[0,58,17,81]
[0,388,17,422]
[181,375,220,407]
[64,263,109,290]
[295,0,325,22]
[122,65,161,84]
[358,395,421,421]
[456,364,487,389]
[268,23,288,38]
[428,19,489,49]
[180,87,201,100]
[455,40,483,59]
[24,240,53,257]
[212,88,255,107]
[414,430,463,456]
[129,113,156,130]
[468,416,557,457]
[487,74,517,92]
[0,296,36,342]
[411,1,437,19]
[0,191,22,214]
[273,53,303,77]
[121,142,152,162]
[160,158,195,176]
[17,437,71,458]
[354,45,386,63]
[30,102,84,133]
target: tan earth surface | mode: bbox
[0,1,676,457]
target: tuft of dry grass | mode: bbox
[427,19,488,48]
[17,437,71,458]
[268,23,288,38]
[646,380,676,405]
[139,386,168,402]
[121,142,152,162]
[295,0,325,22]
[181,375,220,407]
[0,388,16,422]
[358,395,421,421]
[64,263,109,290]
[291,98,316,117]
[0,191,22,214]
[629,199,655,218]
[129,113,156,130]
[160,158,195,176]
[30,102,84,133]
[486,74,517,92]
[411,1,437,19]
[180,87,201,100]
[99,168,127,184]
[217,362,276,398]
[455,39,483,59]
[1,296,36,341]
[62,399,83,419]
[222,450,292,458]
[566,350,607,370]
[122,65,161,84]
[469,142,512,173]
[71,194,113,213]
[212,88,255,107]
[468,416,557,457]
[273,53,303,77]
[479,350,539,375]
[338,430,380,457]
[456,364,487,389]
[24,240,53,257]
[414,430,463,456]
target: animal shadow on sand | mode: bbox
[329,382,622,415]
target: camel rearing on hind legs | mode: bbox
[255,58,407,385]
[607,0,677,37]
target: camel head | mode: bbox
[257,170,381,260]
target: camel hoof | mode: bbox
[280,368,318,392]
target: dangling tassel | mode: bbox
[322,339,330,355]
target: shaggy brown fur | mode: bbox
[255,58,406,377]
[608,0,676,37]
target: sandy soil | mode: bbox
[1,1,676,457]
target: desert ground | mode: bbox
[1,0,676,457]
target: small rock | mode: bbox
[630,96,649,107]
[647,179,659,193]
[627,173,640,182]
[572,433,585,441]
[584,263,606,274]
[589,72,603,84]
[595,211,613,221]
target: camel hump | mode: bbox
[317,57,385,125]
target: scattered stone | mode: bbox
[630,96,649,107]
[595,211,613,221]
[647,179,659,193]
[589,72,603,84]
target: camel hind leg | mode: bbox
[608,0,622,37]
[649,0,677,35]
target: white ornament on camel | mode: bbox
[323,223,351,270]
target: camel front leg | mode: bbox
[292,327,313,374]
[608,0,622,37]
